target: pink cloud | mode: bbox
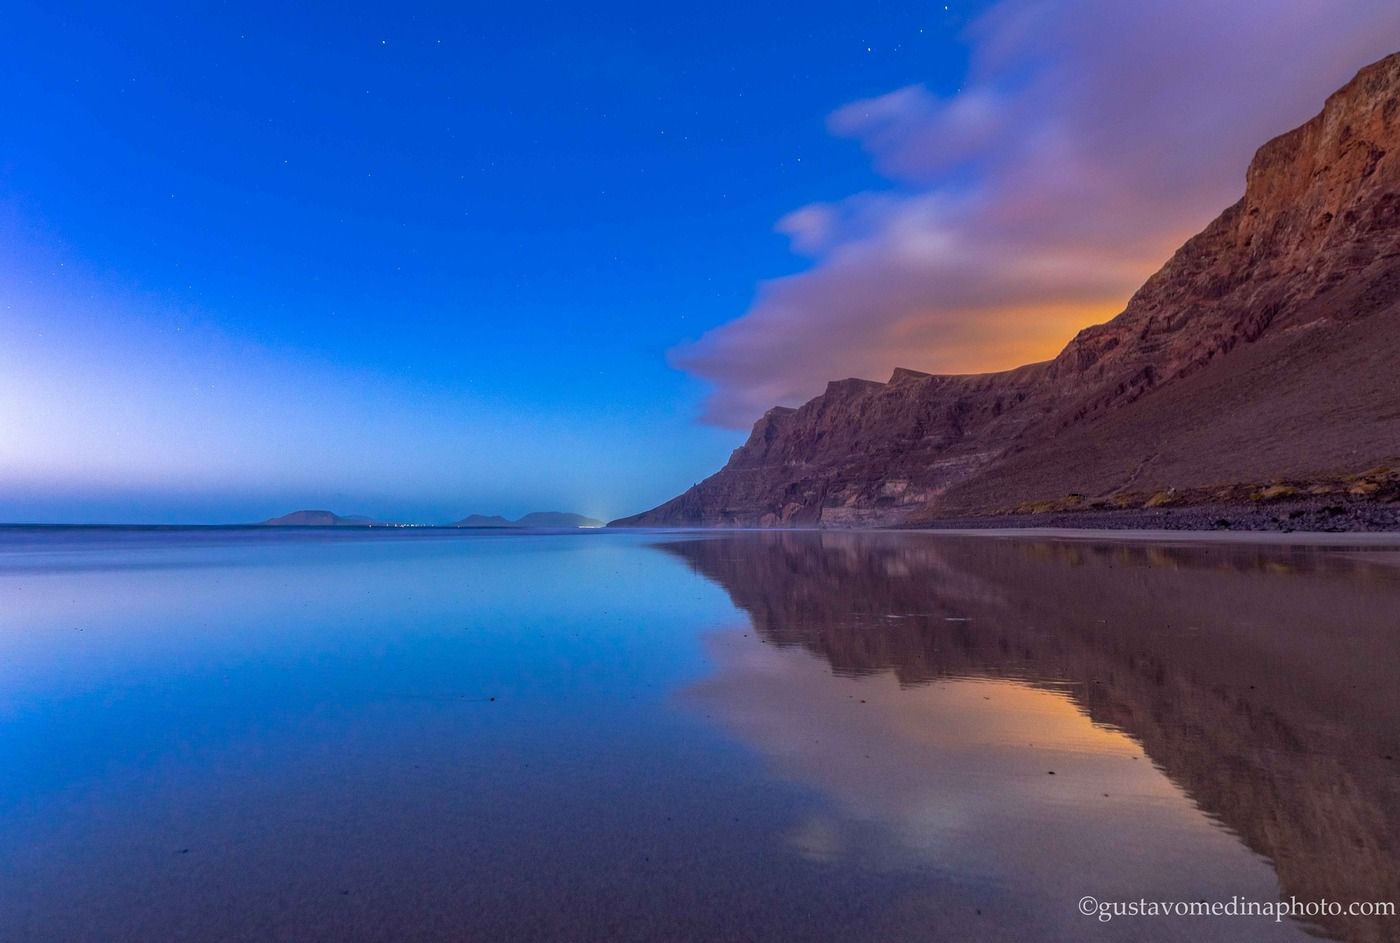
[673,0,1400,427]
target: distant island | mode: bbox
[454,512,605,528]
[262,509,604,528]
[263,510,379,526]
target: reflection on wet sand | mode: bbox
[661,533,1400,943]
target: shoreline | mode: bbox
[4,520,1400,549]
[901,526,1400,547]
[900,497,1400,538]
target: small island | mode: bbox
[260,510,604,528]
[262,510,378,526]
[454,512,605,529]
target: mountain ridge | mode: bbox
[613,52,1400,528]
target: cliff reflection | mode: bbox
[660,533,1400,943]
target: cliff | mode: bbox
[614,52,1400,527]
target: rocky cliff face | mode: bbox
[615,53,1400,527]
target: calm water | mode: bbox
[2,528,1399,942]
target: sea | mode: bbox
[3,526,1398,942]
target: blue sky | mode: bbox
[4,1,1397,524]
[0,0,980,523]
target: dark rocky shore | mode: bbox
[911,497,1400,533]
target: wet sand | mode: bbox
[3,528,1398,942]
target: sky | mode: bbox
[3,1,1398,524]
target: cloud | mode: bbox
[673,0,1400,426]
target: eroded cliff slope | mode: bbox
[614,53,1400,527]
